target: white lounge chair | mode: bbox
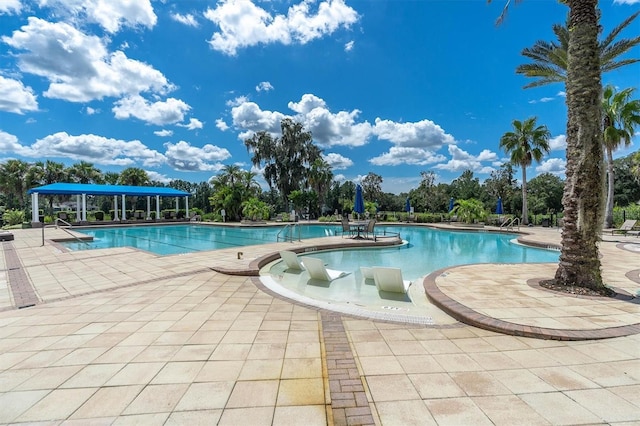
[302,257,349,282]
[372,267,411,293]
[360,266,375,280]
[279,250,305,270]
[611,219,637,235]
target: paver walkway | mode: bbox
[0,223,639,424]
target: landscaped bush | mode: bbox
[3,209,25,226]
[613,204,640,227]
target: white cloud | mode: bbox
[164,140,231,172]
[0,130,28,155]
[557,91,566,97]
[29,132,166,167]
[146,170,171,184]
[323,152,353,170]
[256,81,274,92]
[0,75,38,114]
[370,147,446,166]
[373,118,456,149]
[433,145,497,173]
[613,0,640,4]
[529,96,555,104]
[3,18,172,102]
[178,118,204,130]
[204,0,358,55]
[171,13,199,27]
[344,40,354,51]
[0,0,21,14]
[216,118,230,131]
[231,101,286,135]
[113,95,190,125]
[548,134,566,151]
[536,157,566,176]
[154,129,173,137]
[36,0,157,33]
[85,106,99,115]
[226,96,249,107]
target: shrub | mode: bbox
[3,209,25,226]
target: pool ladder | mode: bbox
[277,223,301,242]
[41,218,90,247]
[500,217,520,231]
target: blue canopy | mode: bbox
[405,197,411,212]
[449,197,455,212]
[354,184,365,215]
[27,183,189,197]
[496,197,504,215]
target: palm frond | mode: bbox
[599,11,639,51]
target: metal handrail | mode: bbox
[276,223,301,242]
[500,217,520,231]
[41,218,90,247]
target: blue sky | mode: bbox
[1,0,639,194]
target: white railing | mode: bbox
[276,223,301,242]
[41,218,90,247]
[500,217,520,231]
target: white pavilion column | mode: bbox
[121,194,126,220]
[81,193,87,221]
[31,192,39,223]
[175,197,179,212]
[113,196,119,220]
[76,195,81,221]
[146,196,151,220]
[155,195,160,219]
[185,196,189,218]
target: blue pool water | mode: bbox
[62,224,559,282]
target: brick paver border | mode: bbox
[1,241,39,309]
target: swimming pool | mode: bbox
[61,223,336,255]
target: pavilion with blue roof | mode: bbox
[27,183,191,225]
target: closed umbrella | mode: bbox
[496,197,503,215]
[449,197,455,213]
[354,184,365,219]
[405,197,411,213]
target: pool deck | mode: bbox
[1,223,639,424]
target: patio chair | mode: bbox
[301,257,349,282]
[360,266,374,281]
[279,250,305,270]
[363,219,377,240]
[372,267,411,294]
[341,218,355,238]
[611,219,637,235]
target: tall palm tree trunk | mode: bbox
[554,0,606,290]
[521,166,528,225]
[604,147,615,228]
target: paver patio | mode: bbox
[0,223,639,424]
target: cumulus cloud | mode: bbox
[164,140,231,172]
[373,118,455,149]
[231,101,286,135]
[256,81,274,92]
[146,170,171,184]
[29,132,166,167]
[433,145,497,173]
[0,0,21,14]
[204,0,358,55]
[548,134,566,151]
[154,129,173,137]
[344,40,354,51]
[180,118,204,130]
[370,147,446,166]
[528,96,555,104]
[85,106,99,115]
[323,152,353,170]
[35,0,157,33]
[216,118,230,131]
[0,130,28,155]
[113,95,191,125]
[3,18,172,102]
[0,75,38,114]
[536,157,566,176]
[171,13,199,27]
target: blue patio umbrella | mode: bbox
[354,184,365,217]
[496,197,504,215]
[405,197,411,212]
[449,197,455,212]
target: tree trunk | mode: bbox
[521,166,528,225]
[604,147,615,229]
[554,0,606,291]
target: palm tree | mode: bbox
[26,160,67,217]
[0,159,30,209]
[602,85,640,228]
[68,161,103,184]
[118,167,150,186]
[516,11,640,88]
[499,117,551,225]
